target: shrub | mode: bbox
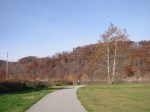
[24,81,48,89]
[64,80,73,85]
[53,80,73,86]
[0,80,49,94]
[0,81,31,94]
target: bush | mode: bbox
[53,80,73,86]
[53,80,64,86]
[0,81,32,94]
[0,80,49,94]
[64,80,73,85]
[24,81,48,89]
[0,79,73,94]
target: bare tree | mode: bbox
[98,23,129,84]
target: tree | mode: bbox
[97,23,129,84]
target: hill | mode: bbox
[0,40,150,83]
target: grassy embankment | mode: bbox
[77,84,150,112]
[0,86,66,112]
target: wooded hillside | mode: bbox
[0,40,150,84]
[0,24,150,84]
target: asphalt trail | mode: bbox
[26,86,86,112]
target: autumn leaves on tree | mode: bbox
[0,24,150,84]
[94,23,129,84]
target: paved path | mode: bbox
[26,86,86,112]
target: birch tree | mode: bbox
[98,23,128,84]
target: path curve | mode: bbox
[26,86,86,112]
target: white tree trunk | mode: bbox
[107,41,111,84]
[112,40,117,83]
[98,23,128,84]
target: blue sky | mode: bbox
[0,0,150,61]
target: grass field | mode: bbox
[77,84,150,112]
[0,86,66,112]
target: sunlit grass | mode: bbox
[0,86,66,112]
[77,84,150,112]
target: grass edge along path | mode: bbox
[0,86,67,112]
[77,84,150,112]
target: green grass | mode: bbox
[0,86,66,112]
[77,84,150,112]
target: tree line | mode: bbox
[0,24,150,84]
